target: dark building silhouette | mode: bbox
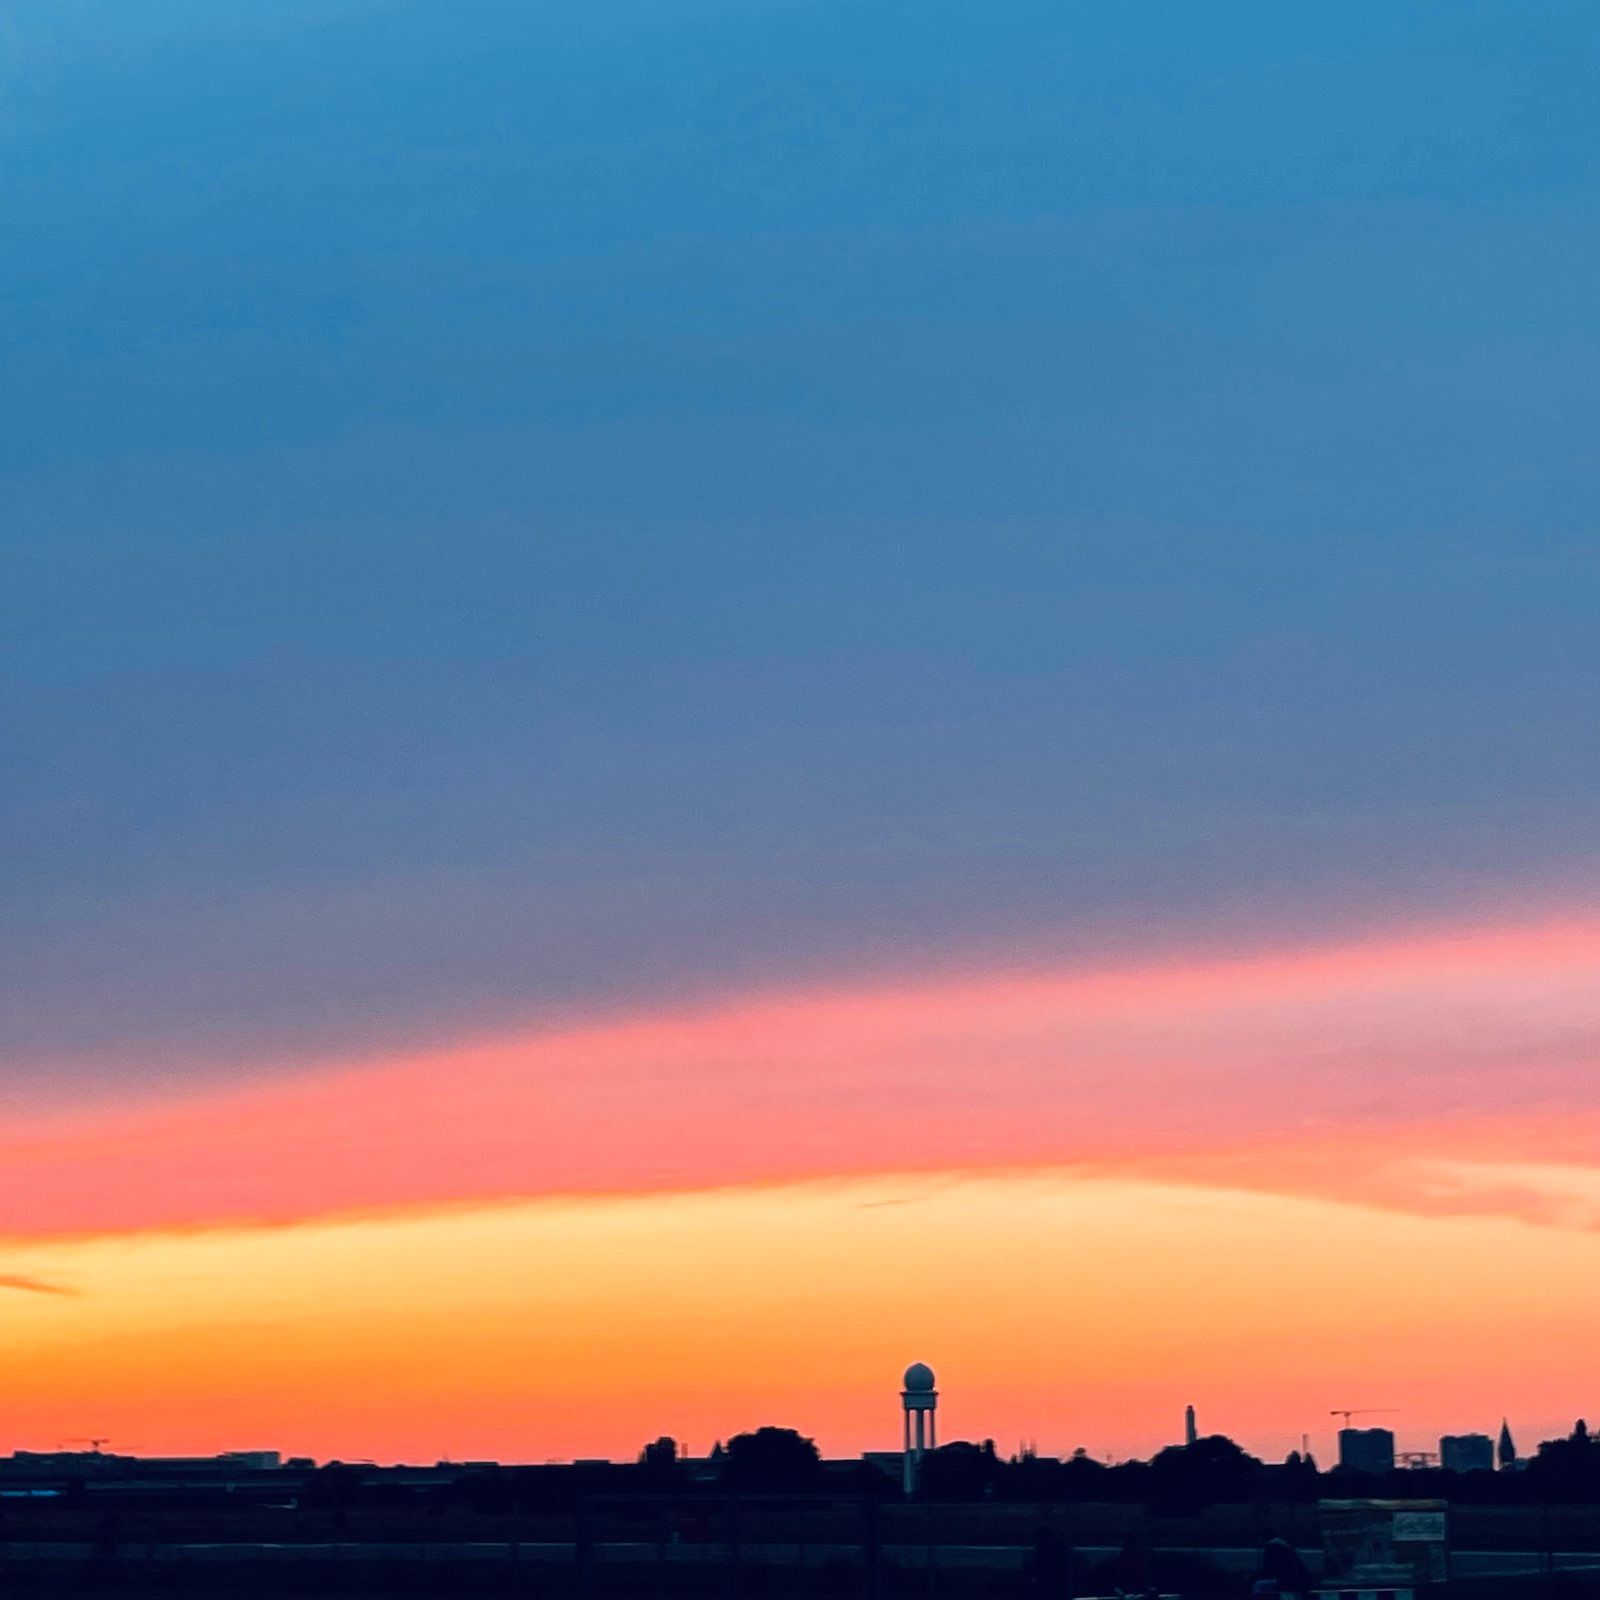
[1440,1433,1494,1473]
[1337,1426,1395,1475]
[1498,1418,1517,1469]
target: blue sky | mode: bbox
[3,0,1597,1093]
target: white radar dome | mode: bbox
[902,1362,936,1392]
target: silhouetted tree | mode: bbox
[638,1436,679,1482]
[918,1440,1001,1501]
[1268,1448,1321,1504]
[722,1427,822,1493]
[1009,1450,1070,1502]
[1148,1434,1258,1509]
[1528,1421,1600,1498]
[1061,1448,1109,1498]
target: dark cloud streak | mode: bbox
[0,1273,77,1297]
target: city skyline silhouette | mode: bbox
[4,0,1599,1551]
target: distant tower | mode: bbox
[1498,1419,1517,1470]
[1185,1405,1198,1447]
[901,1363,938,1495]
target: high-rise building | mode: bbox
[1185,1405,1197,1447]
[1440,1434,1494,1473]
[1498,1419,1517,1470]
[1338,1427,1396,1475]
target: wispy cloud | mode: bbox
[0,1273,75,1296]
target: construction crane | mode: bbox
[1329,1409,1399,1426]
[61,1437,133,1455]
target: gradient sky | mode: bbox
[3,0,1599,1465]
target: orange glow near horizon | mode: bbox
[5,1171,1600,1466]
[3,911,1599,1461]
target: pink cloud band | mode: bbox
[5,916,1597,1241]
